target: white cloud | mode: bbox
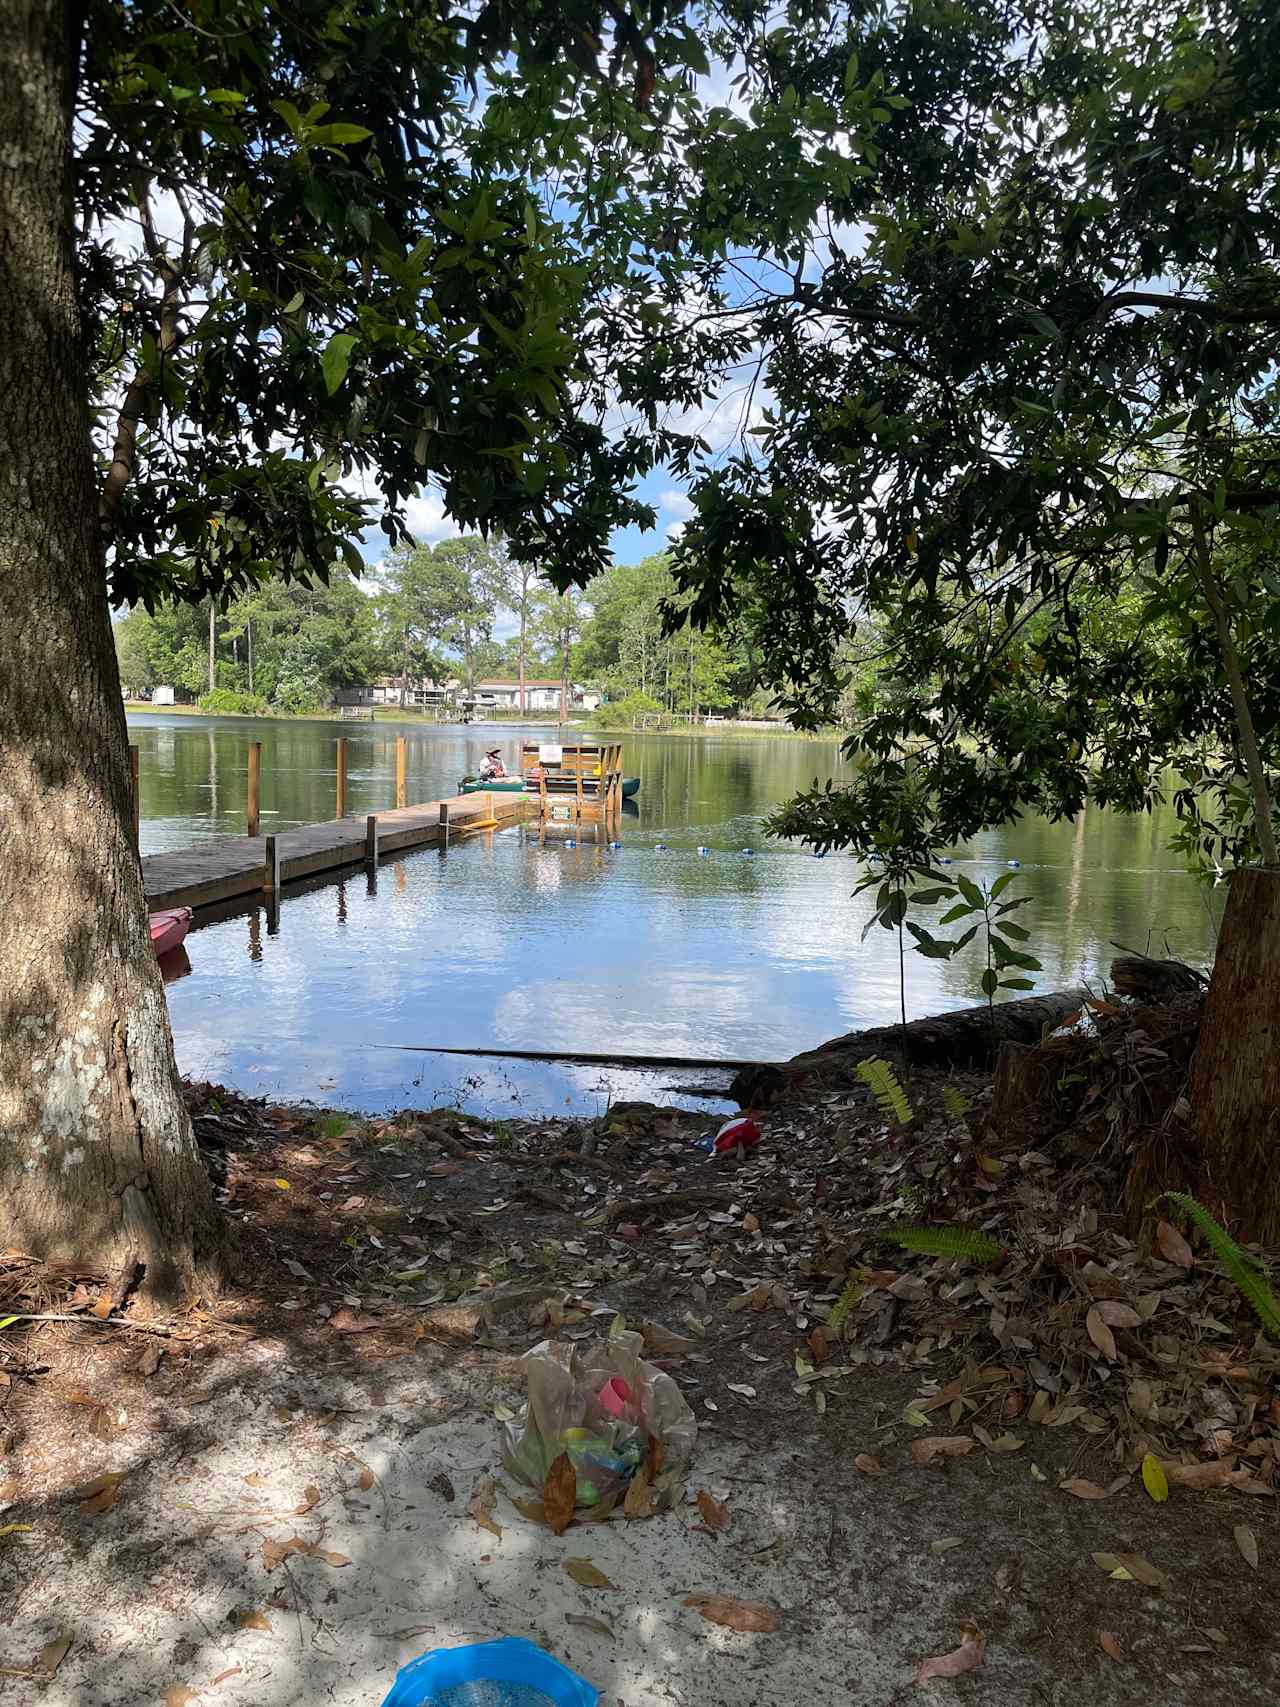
[402,490,455,543]
[659,488,695,521]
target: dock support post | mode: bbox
[263,832,279,893]
[128,745,140,852]
[247,741,262,837]
[438,802,449,850]
[395,736,407,809]
[365,813,379,865]
[335,737,348,819]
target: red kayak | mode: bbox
[149,907,192,958]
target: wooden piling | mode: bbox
[438,802,449,850]
[395,735,407,809]
[128,745,140,851]
[263,832,279,893]
[365,813,379,865]
[335,737,348,820]
[247,741,262,837]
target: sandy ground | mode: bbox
[3,1327,1275,1707]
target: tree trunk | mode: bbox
[1189,866,1280,1244]
[0,0,222,1299]
[247,617,254,694]
[207,600,216,695]
[560,630,569,725]
[519,602,527,715]
[399,628,409,709]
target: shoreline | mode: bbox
[123,701,837,739]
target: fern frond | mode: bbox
[941,1086,971,1122]
[828,1272,863,1330]
[882,1224,1004,1263]
[1157,1192,1280,1339]
[856,1056,912,1124]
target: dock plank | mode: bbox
[142,793,527,912]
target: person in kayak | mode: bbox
[479,747,508,781]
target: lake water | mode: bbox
[129,712,1222,1116]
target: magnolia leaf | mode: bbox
[623,1467,656,1519]
[565,1613,615,1638]
[1156,1219,1194,1270]
[1086,1306,1117,1361]
[854,1454,883,1474]
[543,1453,577,1536]
[1060,1478,1115,1500]
[695,1489,731,1532]
[468,1476,503,1540]
[1098,1630,1125,1662]
[38,1632,73,1676]
[915,1629,984,1681]
[910,1436,973,1466]
[1234,1525,1259,1570]
[321,332,358,395]
[1141,1455,1169,1503]
[564,1557,615,1589]
[682,1593,781,1633]
[1091,1551,1169,1589]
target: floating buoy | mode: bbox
[813,849,826,858]
[1007,858,1021,868]
[939,856,953,865]
[742,848,755,856]
[565,839,577,848]
[655,842,667,850]
[608,841,621,850]
[697,845,711,855]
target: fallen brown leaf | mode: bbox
[77,1471,126,1516]
[1163,1459,1250,1491]
[564,1557,615,1589]
[854,1454,883,1475]
[910,1436,974,1466]
[1095,1301,1142,1329]
[696,1490,731,1532]
[357,1468,376,1492]
[1091,1551,1169,1589]
[623,1467,656,1519]
[294,1485,322,1515]
[262,1536,351,1571]
[683,1593,781,1633]
[1060,1477,1127,1501]
[544,1453,577,1536]
[467,1476,503,1541]
[329,1306,380,1333]
[1235,1525,1259,1570]
[1156,1219,1194,1270]
[565,1614,614,1639]
[231,1609,273,1632]
[642,1321,696,1359]
[1098,1630,1125,1662]
[163,1687,198,1706]
[38,1632,72,1676]
[1086,1306,1117,1362]
[915,1629,984,1682]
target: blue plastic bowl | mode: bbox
[380,1638,598,1707]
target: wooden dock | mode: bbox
[141,790,529,912]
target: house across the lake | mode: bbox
[468,678,601,713]
[333,676,602,714]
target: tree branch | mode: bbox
[100,196,188,533]
[1096,291,1280,326]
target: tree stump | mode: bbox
[1188,867,1280,1245]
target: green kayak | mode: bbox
[460,776,640,798]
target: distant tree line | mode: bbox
[114,544,776,720]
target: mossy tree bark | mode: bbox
[0,0,223,1299]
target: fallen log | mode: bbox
[744,987,1091,1102]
